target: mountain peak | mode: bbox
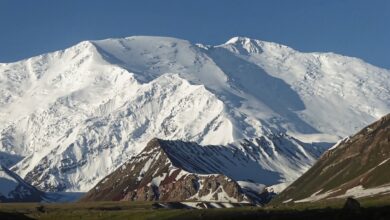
[225,36,254,44]
[222,36,264,54]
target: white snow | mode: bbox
[334,185,390,198]
[181,202,236,209]
[237,181,266,193]
[173,169,189,181]
[1,35,389,192]
[266,182,292,194]
[151,173,167,186]
[295,189,340,203]
[328,136,350,151]
[189,184,240,203]
[293,184,390,202]
[376,158,390,167]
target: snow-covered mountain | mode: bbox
[0,165,44,202]
[0,36,389,192]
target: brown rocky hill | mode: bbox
[272,113,390,204]
[80,138,287,204]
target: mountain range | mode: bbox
[1,36,390,198]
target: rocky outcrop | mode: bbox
[272,113,390,204]
[123,173,247,202]
[80,138,277,204]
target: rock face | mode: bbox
[81,137,324,204]
[0,165,44,202]
[124,174,247,202]
[272,114,390,204]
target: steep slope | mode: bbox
[81,136,324,203]
[272,113,390,204]
[17,73,231,192]
[94,36,390,140]
[0,36,389,192]
[218,37,390,139]
[0,165,44,202]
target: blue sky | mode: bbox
[0,0,389,68]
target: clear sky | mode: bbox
[0,0,389,69]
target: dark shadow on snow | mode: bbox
[206,47,318,134]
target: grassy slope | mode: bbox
[272,114,390,204]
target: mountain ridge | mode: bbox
[272,113,390,204]
[0,35,389,193]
